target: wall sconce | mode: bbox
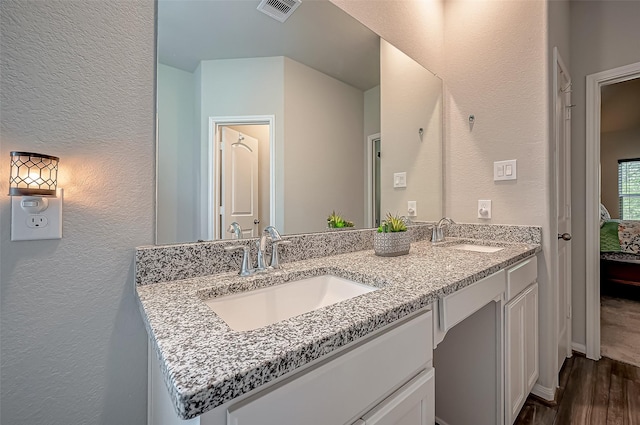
[9,151,63,241]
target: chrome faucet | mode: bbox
[225,226,290,276]
[255,236,269,272]
[227,222,243,239]
[432,217,455,243]
[260,226,291,269]
[224,244,253,276]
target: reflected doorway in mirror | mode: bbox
[208,116,276,241]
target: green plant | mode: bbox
[327,211,354,228]
[377,213,407,233]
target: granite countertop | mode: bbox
[136,237,540,419]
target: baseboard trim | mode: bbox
[435,416,452,425]
[531,383,556,402]
[572,342,587,354]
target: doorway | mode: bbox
[585,61,640,360]
[366,133,381,228]
[598,77,640,367]
[208,116,275,240]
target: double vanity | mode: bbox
[136,223,541,425]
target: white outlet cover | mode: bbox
[478,199,492,219]
[408,200,417,216]
[11,189,63,241]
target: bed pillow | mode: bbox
[600,203,611,228]
[600,220,621,252]
[619,221,640,254]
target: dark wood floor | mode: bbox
[515,354,640,425]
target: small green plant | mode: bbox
[327,211,354,228]
[377,213,407,233]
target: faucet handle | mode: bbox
[255,238,269,272]
[224,245,252,276]
[227,222,243,239]
[270,239,291,269]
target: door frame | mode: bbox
[207,115,276,240]
[585,61,640,360]
[365,133,381,229]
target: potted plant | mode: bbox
[374,213,411,257]
[327,211,354,230]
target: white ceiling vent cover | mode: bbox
[257,0,302,23]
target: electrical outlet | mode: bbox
[26,215,49,228]
[11,189,63,241]
[478,200,492,219]
[408,201,417,216]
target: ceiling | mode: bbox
[601,77,640,133]
[157,0,380,91]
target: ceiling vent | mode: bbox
[257,0,302,23]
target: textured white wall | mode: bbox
[570,0,640,346]
[157,64,197,244]
[443,0,560,393]
[0,1,155,424]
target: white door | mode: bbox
[555,49,572,372]
[221,127,259,238]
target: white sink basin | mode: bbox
[204,275,377,331]
[450,244,504,253]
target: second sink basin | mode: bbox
[450,244,504,253]
[204,274,377,331]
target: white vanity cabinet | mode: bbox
[432,255,539,425]
[354,368,435,425]
[504,257,538,425]
[149,309,434,425]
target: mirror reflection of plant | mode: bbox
[327,210,354,228]
[377,213,407,233]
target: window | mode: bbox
[618,158,640,220]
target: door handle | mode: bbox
[254,219,260,225]
[558,233,572,241]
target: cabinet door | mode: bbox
[361,368,435,425]
[505,292,526,425]
[524,283,539,392]
[227,311,432,425]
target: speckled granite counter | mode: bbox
[136,237,540,419]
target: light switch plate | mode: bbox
[393,172,407,188]
[494,160,517,181]
[11,189,63,241]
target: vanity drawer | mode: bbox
[227,310,433,425]
[506,256,537,301]
[438,270,505,333]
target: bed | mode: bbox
[600,204,640,288]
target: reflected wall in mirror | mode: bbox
[156,0,443,245]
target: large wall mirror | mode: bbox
[156,0,443,245]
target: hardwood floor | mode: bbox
[514,355,640,425]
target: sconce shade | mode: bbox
[9,151,59,196]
